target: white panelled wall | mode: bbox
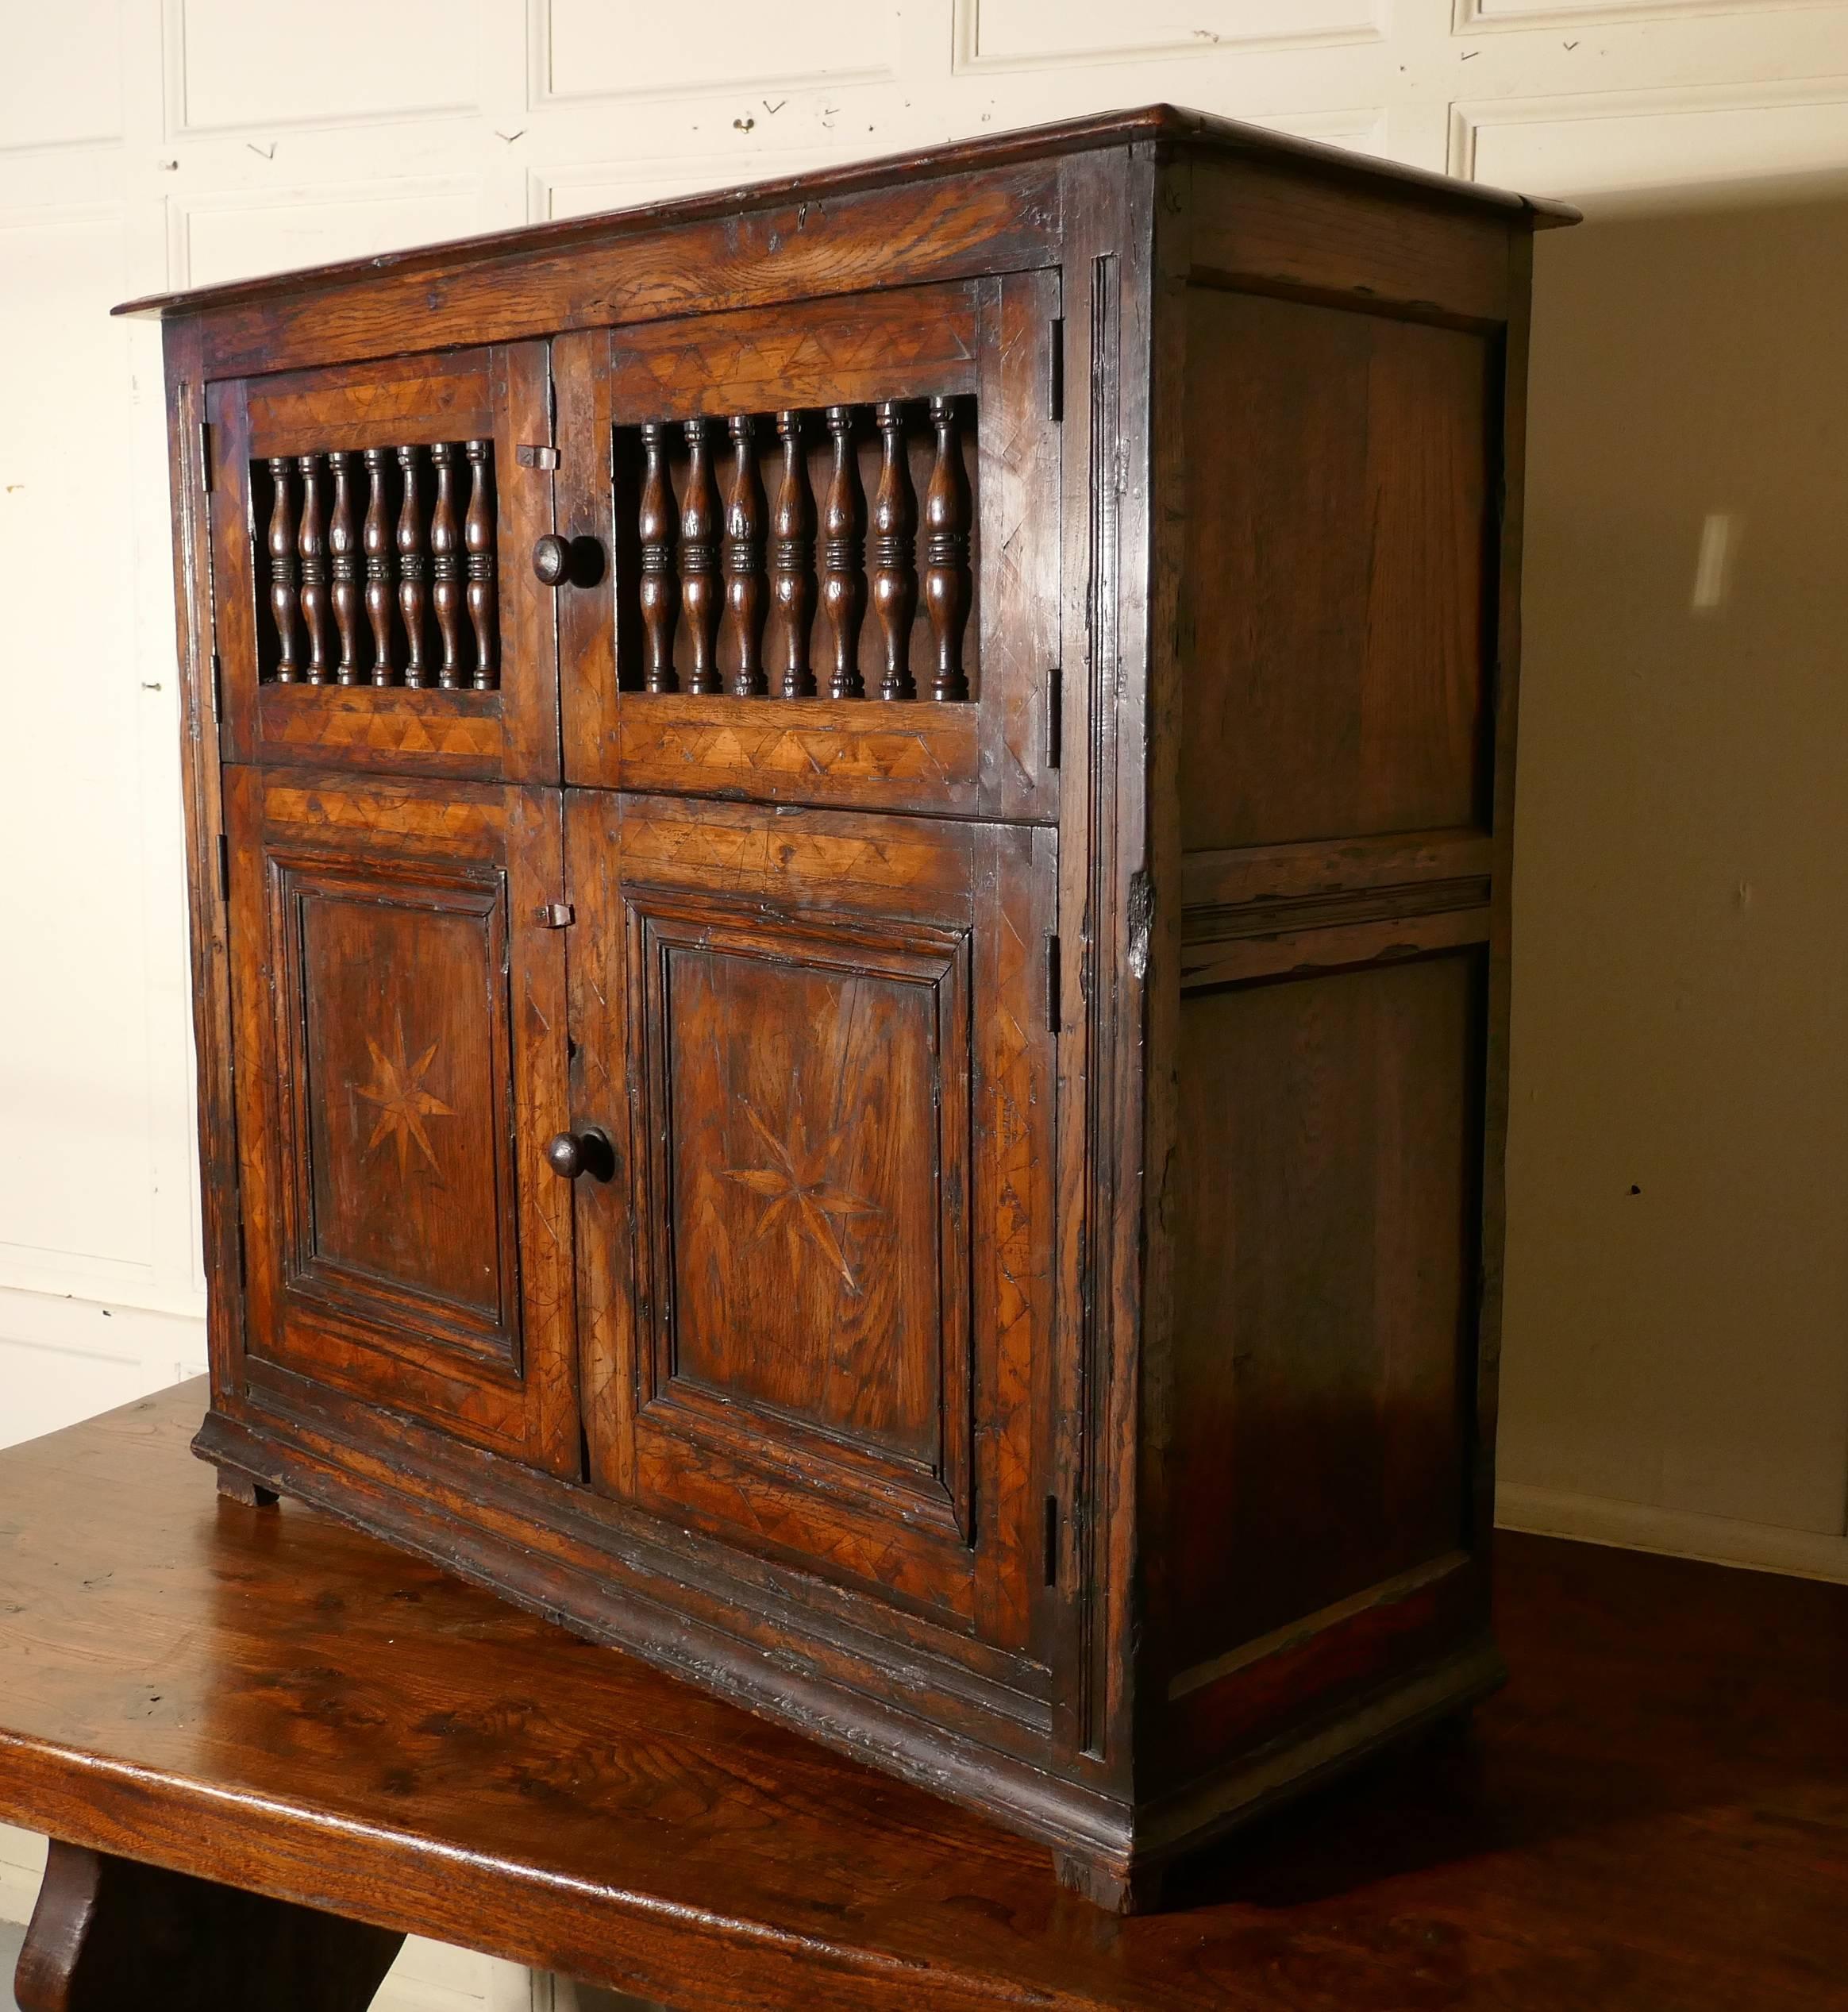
[3,1,1847,2002]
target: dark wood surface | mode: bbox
[111,105,1577,328]
[1,1386,1842,2010]
[153,113,1560,1900]
[13,1841,403,2012]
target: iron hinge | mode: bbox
[198,420,214,494]
[1049,315,1065,423]
[236,1217,248,1287]
[1045,934,1061,1034]
[1045,665,1062,770]
[210,649,225,722]
[217,831,230,902]
[1043,1495,1061,1588]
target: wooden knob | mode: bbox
[545,1128,613,1181]
[532,534,572,588]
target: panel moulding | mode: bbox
[1450,76,1848,193]
[1454,0,1848,30]
[165,179,486,292]
[528,0,901,112]
[1256,106,1392,154]
[0,0,125,154]
[529,152,841,225]
[953,0,1388,73]
[161,0,482,141]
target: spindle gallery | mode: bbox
[257,441,499,689]
[126,108,1574,1909]
[615,400,970,702]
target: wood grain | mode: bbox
[223,768,577,1477]
[1157,954,1482,1694]
[0,1390,1838,2012]
[1177,286,1495,852]
[114,106,1573,326]
[153,116,1571,1904]
[1189,158,1514,326]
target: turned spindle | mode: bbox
[296,453,331,684]
[429,442,464,690]
[923,396,972,703]
[395,445,429,688]
[680,418,721,696]
[637,422,679,693]
[362,448,395,684]
[328,451,361,684]
[722,416,767,698]
[821,405,865,701]
[870,402,918,702]
[770,411,817,700]
[464,439,497,691]
[266,457,300,682]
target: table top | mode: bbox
[0,1386,1842,2011]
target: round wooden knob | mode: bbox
[532,534,572,587]
[545,1127,614,1182]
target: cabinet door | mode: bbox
[224,767,578,1474]
[206,342,559,784]
[554,269,1061,822]
[567,793,1056,1651]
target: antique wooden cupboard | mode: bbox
[123,107,1575,1910]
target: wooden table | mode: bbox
[1,1386,1842,2011]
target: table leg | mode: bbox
[13,1840,405,2012]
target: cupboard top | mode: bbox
[113,102,1577,326]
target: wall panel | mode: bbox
[959,0,1384,67]
[172,179,486,288]
[537,0,900,104]
[1460,79,1848,196]
[1,2,124,152]
[168,0,481,134]
[1459,0,1841,25]
[0,210,158,1293]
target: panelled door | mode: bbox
[564,791,1057,1652]
[205,340,560,785]
[552,270,1062,823]
[223,766,579,1475]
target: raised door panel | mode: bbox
[1179,286,1497,852]
[206,342,560,784]
[567,793,1055,1652]
[555,270,1061,822]
[224,767,577,1474]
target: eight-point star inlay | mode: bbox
[356,1023,455,1176]
[722,1098,879,1295]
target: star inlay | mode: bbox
[722,1098,878,1294]
[355,1023,454,1176]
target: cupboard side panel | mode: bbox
[1148,189,1518,1787]
[1177,287,1496,853]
